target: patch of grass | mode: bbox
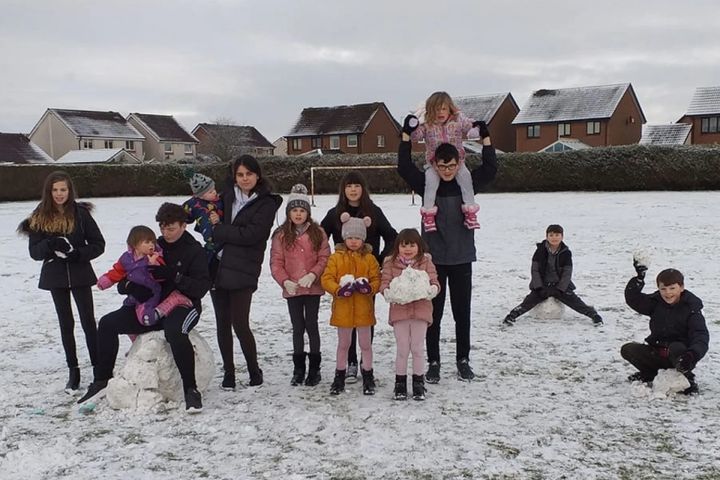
[486,439,520,458]
[122,432,146,445]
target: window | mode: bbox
[558,123,571,137]
[347,135,358,148]
[291,138,302,151]
[330,136,340,150]
[83,139,93,149]
[701,116,720,133]
[104,140,113,149]
[586,121,601,135]
[377,135,385,148]
[311,137,322,149]
[125,141,134,151]
[164,143,173,153]
[527,125,540,138]
[184,144,193,155]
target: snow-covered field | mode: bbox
[1,191,719,480]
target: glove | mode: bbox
[353,277,372,295]
[426,284,440,300]
[48,236,72,253]
[402,115,419,135]
[119,280,153,303]
[675,351,695,374]
[297,273,316,289]
[633,259,648,280]
[472,120,490,139]
[148,264,176,282]
[337,282,355,297]
[283,280,298,296]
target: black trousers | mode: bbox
[50,286,98,369]
[507,289,598,321]
[426,263,472,364]
[287,295,321,355]
[210,288,260,376]
[620,342,691,379]
[94,305,199,390]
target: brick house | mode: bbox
[0,133,53,164]
[285,102,400,155]
[192,123,274,160]
[29,108,145,160]
[454,93,519,152]
[127,113,198,162]
[512,83,646,152]
[639,124,692,146]
[678,86,720,145]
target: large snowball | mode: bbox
[383,267,433,305]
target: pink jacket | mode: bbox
[270,229,330,298]
[411,113,474,164]
[379,253,440,326]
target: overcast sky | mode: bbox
[1,0,718,143]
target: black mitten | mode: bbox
[148,264,176,282]
[402,115,419,135]
[48,236,71,253]
[675,351,695,374]
[119,280,153,303]
[633,259,648,280]
[472,120,490,139]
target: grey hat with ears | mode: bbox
[286,184,311,215]
[340,212,371,241]
[190,173,215,196]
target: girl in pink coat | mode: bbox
[270,184,330,387]
[380,228,440,400]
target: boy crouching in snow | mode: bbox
[621,263,709,395]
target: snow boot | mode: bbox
[305,352,322,386]
[248,368,264,387]
[412,374,426,401]
[65,367,80,394]
[291,352,306,386]
[426,361,440,384]
[393,375,407,400]
[330,369,346,395]
[462,204,480,230]
[420,206,438,233]
[361,368,376,395]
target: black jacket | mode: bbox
[320,204,397,265]
[625,277,709,360]
[156,231,211,312]
[529,241,575,292]
[20,202,105,290]
[213,183,282,291]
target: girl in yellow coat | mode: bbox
[321,213,381,395]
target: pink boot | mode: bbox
[155,290,193,318]
[462,204,480,230]
[420,206,438,232]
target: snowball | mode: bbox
[105,330,215,412]
[383,267,434,305]
[652,369,690,396]
[339,274,355,286]
[534,297,566,319]
[633,249,652,269]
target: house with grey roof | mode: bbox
[29,108,145,160]
[56,148,141,164]
[453,93,519,152]
[192,123,274,160]
[512,83,646,152]
[678,86,720,145]
[0,133,54,164]
[285,102,400,156]
[127,113,198,162]
[639,124,692,146]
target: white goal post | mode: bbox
[309,165,417,206]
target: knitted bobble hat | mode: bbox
[189,172,215,196]
[286,184,311,215]
[340,212,371,241]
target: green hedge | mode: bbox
[3,144,720,202]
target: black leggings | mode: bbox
[50,287,98,368]
[287,295,321,354]
[211,288,260,375]
[427,263,473,363]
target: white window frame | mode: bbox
[164,143,173,153]
[104,140,113,149]
[558,123,571,137]
[586,121,601,135]
[184,144,193,155]
[330,136,340,150]
[377,135,385,148]
[83,139,93,149]
[125,140,135,151]
[346,135,358,148]
[292,138,302,151]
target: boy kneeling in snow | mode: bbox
[621,264,709,395]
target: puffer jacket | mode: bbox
[270,227,330,298]
[379,253,439,325]
[529,241,575,292]
[321,244,380,328]
[410,113,474,164]
[20,202,105,290]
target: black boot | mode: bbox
[362,368,376,395]
[77,379,108,404]
[681,372,699,395]
[330,369,345,395]
[221,370,236,390]
[393,375,407,400]
[305,352,322,386]
[249,368,264,387]
[65,367,80,394]
[412,374,426,401]
[291,353,306,386]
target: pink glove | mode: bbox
[96,275,113,290]
[354,277,372,295]
[337,282,355,297]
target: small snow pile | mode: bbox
[383,267,434,305]
[106,331,214,411]
[534,297,566,319]
[652,369,691,396]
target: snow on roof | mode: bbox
[55,148,139,164]
[130,113,198,143]
[51,109,145,139]
[0,133,53,164]
[513,83,637,124]
[454,93,517,122]
[541,138,593,153]
[685,86,720,116]
[287,102,395,137]
[639,124,692,145]
[194,124,274,148]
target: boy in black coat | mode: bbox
[621,265,709,394]
[503,224,603,326]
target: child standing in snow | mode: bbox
[96,225,192,326]
[182,171,224,262]
[321,213,381,396]
[380,229,440,400]
[408,91,488,232]
[502,224,603,327]
[270,184,331,387]
[621,263,708,394]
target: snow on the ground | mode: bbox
[1,191,719,479]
